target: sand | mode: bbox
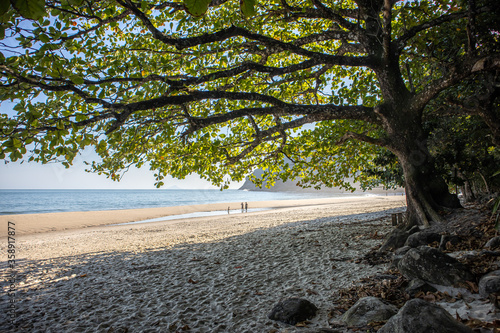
[0,196,407,332]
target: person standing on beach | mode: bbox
[241,202,244,213]
[245,202,248,213]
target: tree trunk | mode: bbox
[396,150,461,227]
[383,110,462,228]
[372,52,462,228]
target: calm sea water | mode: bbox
[0,189,356,215]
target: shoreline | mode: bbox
[0,196,406,237]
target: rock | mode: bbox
[378,298,473,333]
[379,226,420,252]
[479,270,500,298]
[341,296,398,327]
[390,246,412,269]
[485,236,500,249]
[268,298,318,325]
[398,246,474,286]
[405,231,442,248]
[438,234,462,251]
[405,279,437,297]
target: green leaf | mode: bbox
[494,197,500,215]
[70,75,84,85]
[183,0,211,16]
[39,34,50,43]
[240,0,256,18]
[11,0,46,20]
[12,138,22,148]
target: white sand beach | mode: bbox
[1,196,406,332]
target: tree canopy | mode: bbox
[1,0,499,225]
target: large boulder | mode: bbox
[479,270,500,298]
[379,226,420,252]
[341,296,398,327]
[405,231,442,248]
[398,246,474,286]
[378,298,474,333]
[268,298,318,325]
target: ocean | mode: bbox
[0,189,361,215]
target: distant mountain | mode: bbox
[239,168,404,195]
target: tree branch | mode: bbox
[118,0,371,66]
[178,103,377,138]
[411,54,500,111]
[382,0,392,62]
[309,0,360,31]
[0,66,114,109]
[225,116,312,165]
[395,6,489,53]
[58,10,132,42]
[335,131,386,147]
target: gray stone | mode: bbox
[479,270,500,298]
[380,226,420,252]
[395,246,412,255]
[405,279,437,297]
[405,231,442,248]
[268,298,318,325]
[485,236,500,249]
[341,296,398,327]
[378,298,473,333]
[390,246,412,269]
[398,246,474,286]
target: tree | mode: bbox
[0,0,499,226]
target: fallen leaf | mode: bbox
[190,257,203,262]
[466,281,479,293]
[79,274,87,278]
[423,293,436,302]
[295,321,310,327]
